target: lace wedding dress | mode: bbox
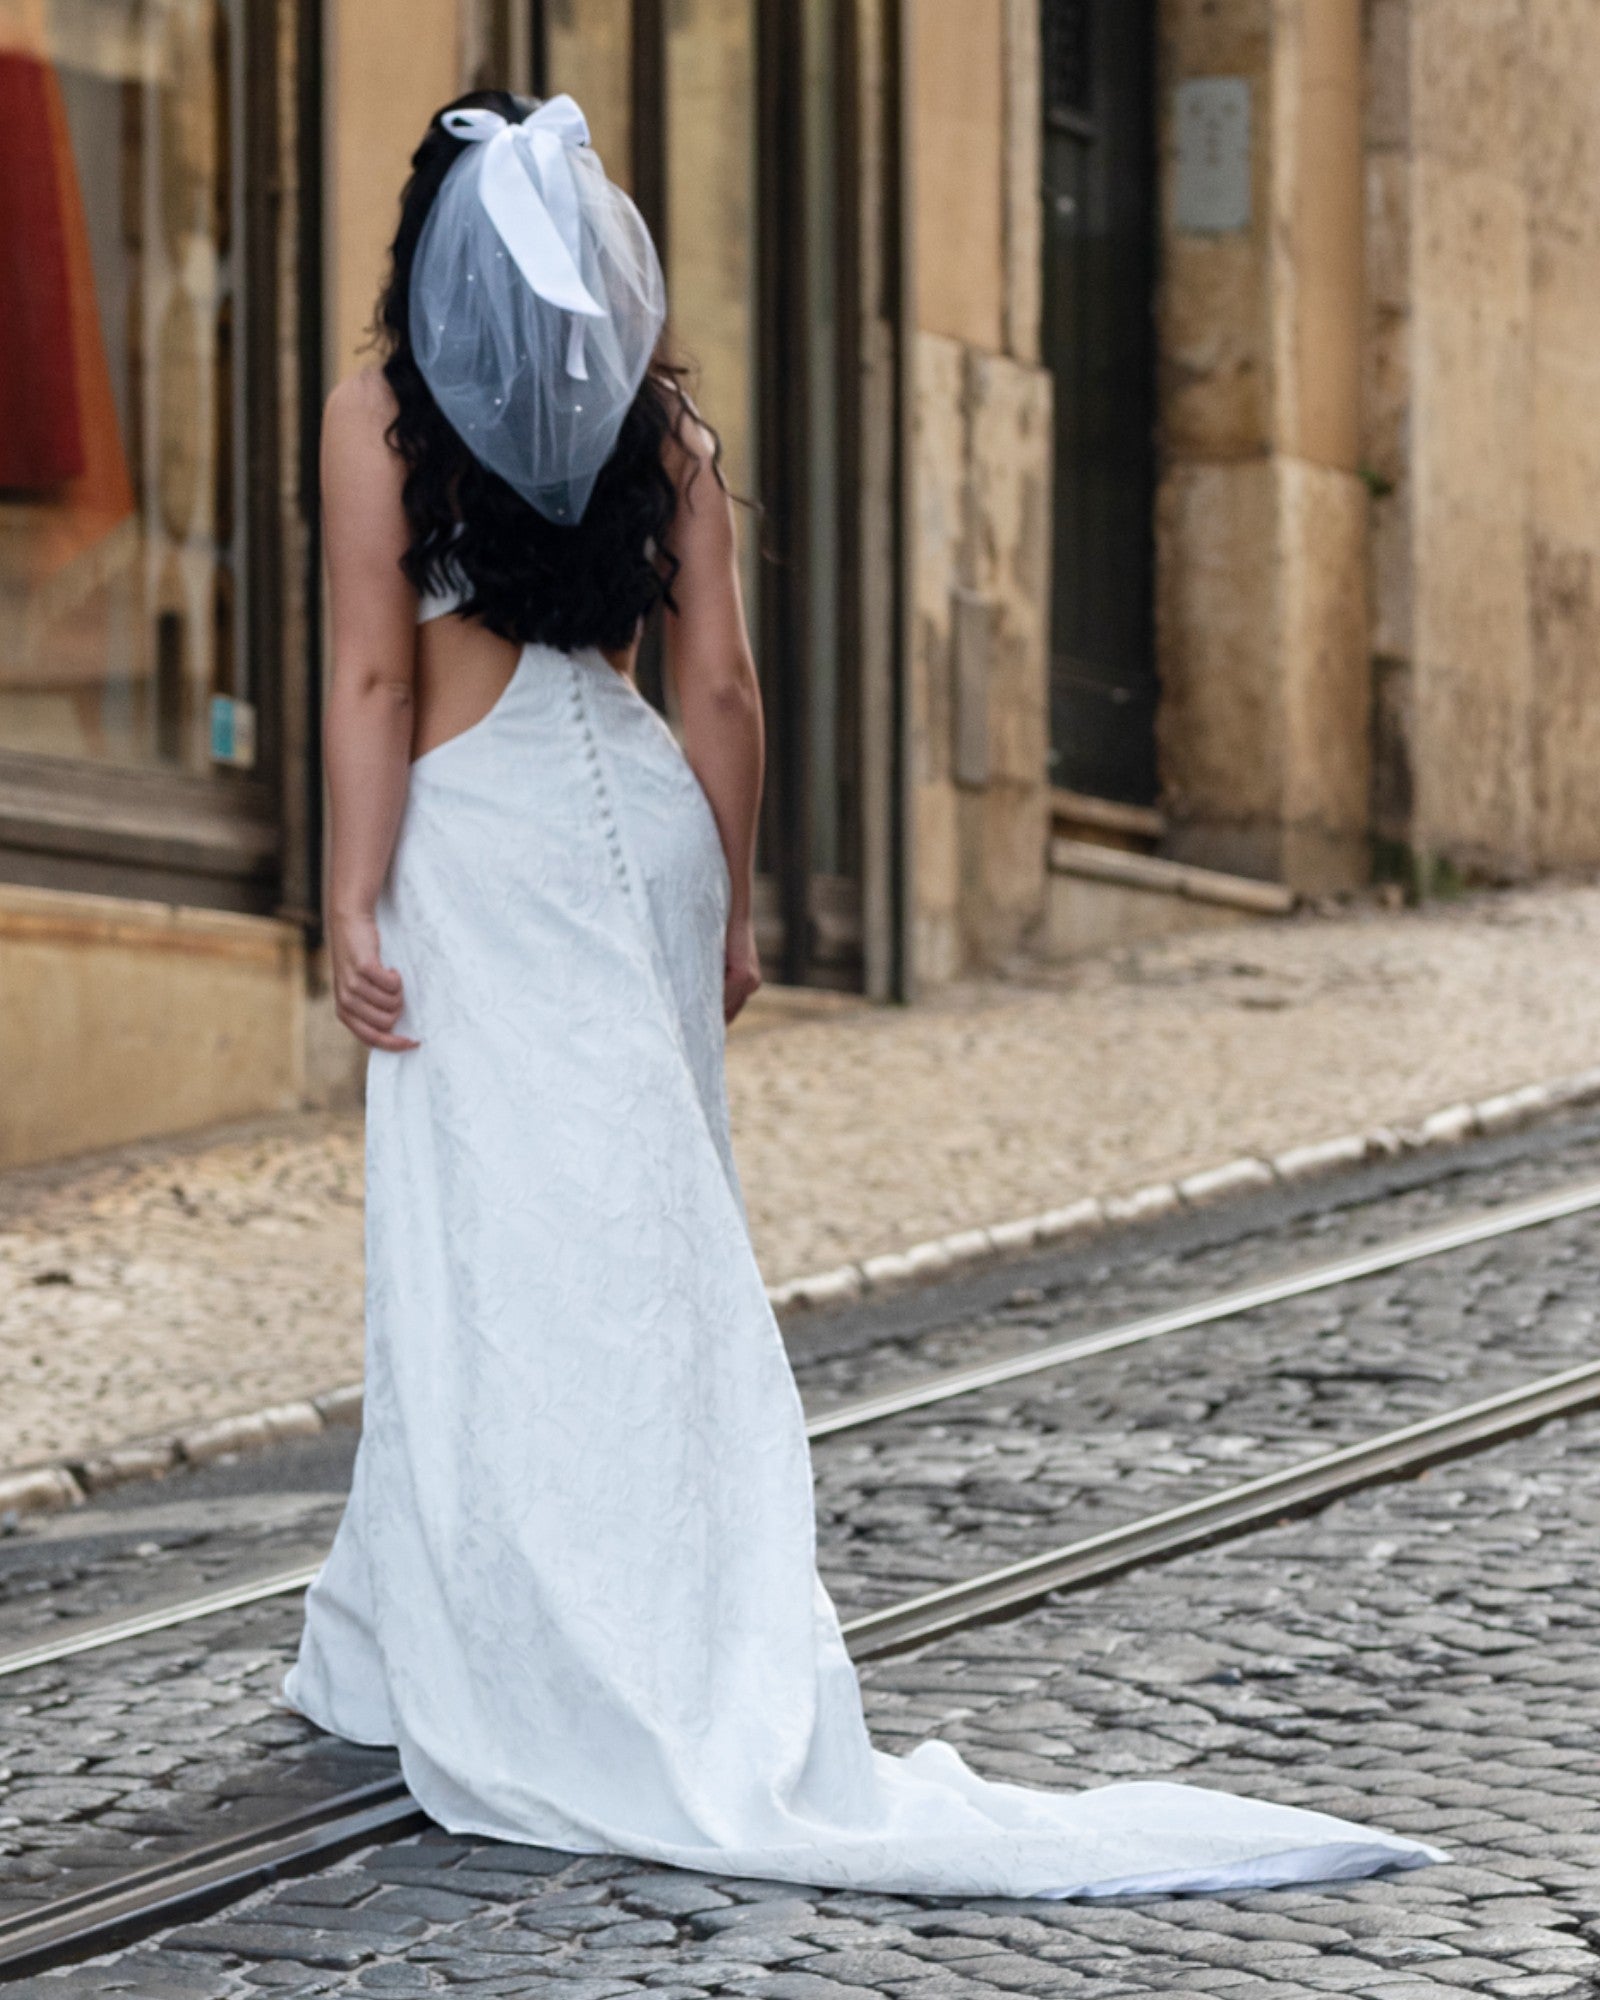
[285,590,1443,1897]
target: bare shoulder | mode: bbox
[324,367,400,460]
[320,366,409,546]
[657,381,721,492]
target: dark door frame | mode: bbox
[1040,0,1160,808]
[755,0,813,987]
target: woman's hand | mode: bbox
[331,910,419,1052]
[724,912,762,1024]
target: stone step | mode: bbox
[1044,836,1296,958]
[1049,786,1165,854]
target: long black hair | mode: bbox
[377,89,722,654]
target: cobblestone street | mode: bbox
[4,1119,1600,1995]
[7,880,1600,1474]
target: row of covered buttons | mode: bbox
[568,660,631,892]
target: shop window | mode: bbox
[0,0,246,776]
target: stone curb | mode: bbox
[6,1061,1600,1522]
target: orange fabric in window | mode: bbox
[0,0,133,569]
[0,49,83,489]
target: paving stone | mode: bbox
[716,1976,883,2000]
[362,1882,494,1923]
[587,1918,682,1947]
[163,1920,381,1968]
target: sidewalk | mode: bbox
[5,877,1600,1473]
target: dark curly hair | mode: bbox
[377,88,723,654]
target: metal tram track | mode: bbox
[6,1358,1600,1978]
[6,1182,1600,1974]
[8,1169,1600,1690]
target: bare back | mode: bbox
[412,554,642,769]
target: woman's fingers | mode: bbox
[337,984,416,1038]
[341,999,401,1036]
[350,1022,421,1053]
[349,962,403,1000]
[341,978,403,1017]
[337,1002,418,1051]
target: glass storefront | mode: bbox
[0,0,883,954]
[0,0,251,776]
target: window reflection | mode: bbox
[0,0,242,772]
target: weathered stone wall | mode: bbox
[1156,0,1372,894]
[1365,0,1600,887]
[1527,4,1600,868]
[907,0,1053,985]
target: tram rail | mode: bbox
[8,1169,1600,1686]
[6,1355,1600,1976]
[5,1176,1600,1975]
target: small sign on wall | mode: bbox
[1173,77,1252,233]
[210,695,257,769]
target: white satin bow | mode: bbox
[442,96,601,380]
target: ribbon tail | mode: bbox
[478,138,605,318]
[565,317,589,381]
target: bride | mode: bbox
[285,87,1442,1899]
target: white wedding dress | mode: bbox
[285,587,1443,1897]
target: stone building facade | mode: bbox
[1364,0,1600,892]
[2,0,1596,1168]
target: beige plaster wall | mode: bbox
[0,886,305,1170]
[912,0,1006,355]
[1157,0,1371,892]
[543,1,633,178]
[664,0,758,504]
[326,0,464,384]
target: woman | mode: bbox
[285,88,1442,1898]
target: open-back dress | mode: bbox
[284,581,1444,1898]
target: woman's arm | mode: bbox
[660,417,766,1023]
[320,370,421,1052]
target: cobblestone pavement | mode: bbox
[0,1437,352,1644]
[4,1130,1600,1994]
[5,1112,1600,1640]
[809,1159,1600,1618]
[7,879,1600,1467]
[11,1416,1600,1996]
